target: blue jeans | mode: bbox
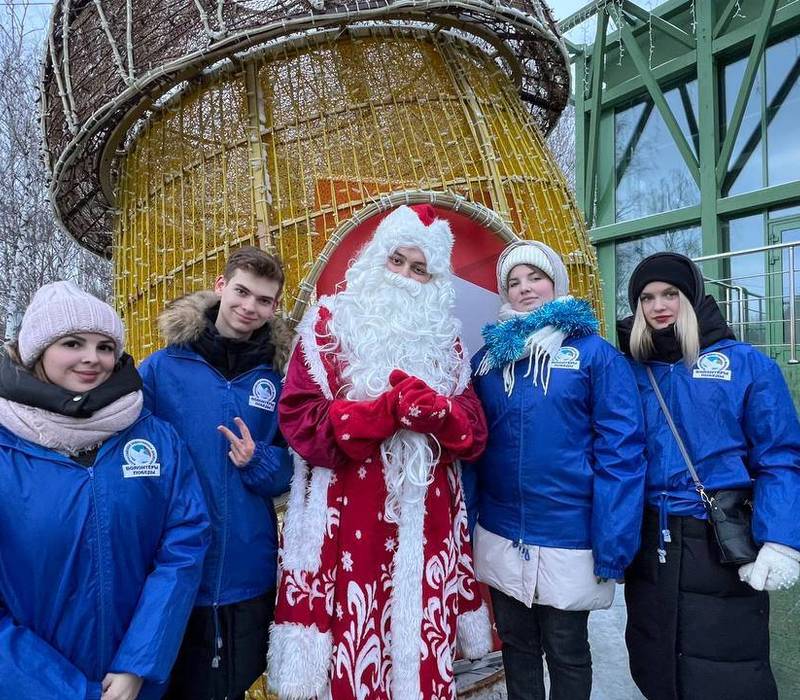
[490,587,591,700]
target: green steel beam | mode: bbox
[717,181,800,216]
[594,110,617,227]
[595,241,618,342]
[588,179,800,244]
[713,0,743,39]
[575,3,800,114]
[618,20,700,186]
[622,1,695,49]
[696,0,723,281]
[586,53,697,112]
[558,0,613,34]
[563,38,584,56]
[561,0,690,42]
[713,2,800,55]
[589,205,701,243]
[716,0,778,188]
[588,180,800,245]
[677,83,700,154]
[584,10,609,226]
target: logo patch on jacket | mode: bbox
[550,346,581,370]
[249,378,277,411]
[122,439,161,477]
[693,351,732,381]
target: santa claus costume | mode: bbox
[268,204,492,700]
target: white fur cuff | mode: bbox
[457,602,493,660]
[267,622,332,699]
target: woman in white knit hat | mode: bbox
[464,240,647,700]
[0,281,209,700]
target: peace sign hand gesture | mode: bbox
[218,416,256,467]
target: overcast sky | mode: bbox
[551,0,593,20]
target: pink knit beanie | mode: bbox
[17,281,125,367]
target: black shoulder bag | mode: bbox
[646,367,758,566]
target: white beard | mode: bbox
[327,257,463,524]
[329,267,462,400]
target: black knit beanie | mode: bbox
[627,252,705,312]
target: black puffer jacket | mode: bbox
[625,509,777,700]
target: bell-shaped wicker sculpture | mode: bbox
[41,1,600,361]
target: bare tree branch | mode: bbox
[0,1,111,340]
[547,103,576,192]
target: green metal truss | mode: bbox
[560,0,800,335]
[561,6,800,693]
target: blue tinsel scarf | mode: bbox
[479,297,599,374]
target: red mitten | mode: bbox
[396,379,450,435]
[329,389,400,460]
[389,370,438,398]
[389,369,411,388]
[435,397,475,453]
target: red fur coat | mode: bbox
[268,300,491,700]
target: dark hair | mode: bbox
[223,246,284,292]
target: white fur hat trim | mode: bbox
[370,204,454,276]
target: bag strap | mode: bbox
[645,366,714,508]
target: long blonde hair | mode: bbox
[630,289,700,367]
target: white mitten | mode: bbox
[738,542,800,591]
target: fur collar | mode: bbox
[479,297,599,372]
[157,291,293,373]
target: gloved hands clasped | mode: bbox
[389,370,451,434]
[328,371,453,458]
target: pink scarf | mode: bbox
[0,391,143,455]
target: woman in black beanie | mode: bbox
[617,252,800,700]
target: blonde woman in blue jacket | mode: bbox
[618,252,800,700]
[465,241,646,700]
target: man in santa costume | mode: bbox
[268,203,493,700]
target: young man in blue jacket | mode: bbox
[139,247,293,700]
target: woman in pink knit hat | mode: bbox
[0,281,209,700]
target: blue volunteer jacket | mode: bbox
[630,338,800,549]
[466,333,647,579]
[139,346,292,607]
[0,412,209,700]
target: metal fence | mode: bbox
[694,241,800,364]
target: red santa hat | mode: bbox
[369,204,454,276]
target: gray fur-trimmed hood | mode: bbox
[157,290,293,373]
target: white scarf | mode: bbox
[482,302,568,396]
[0,391,143,455]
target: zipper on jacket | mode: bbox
[516,367,527,547]
[177,354,265,638]
[655,364,677,563]
[211,383,232,667]
[88,467,108,670]
[211,603,222,668]
[513,539,531,561]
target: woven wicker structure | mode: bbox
[41,0,570,254]
[41,1,598,365]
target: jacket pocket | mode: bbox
[473,525,528,604]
